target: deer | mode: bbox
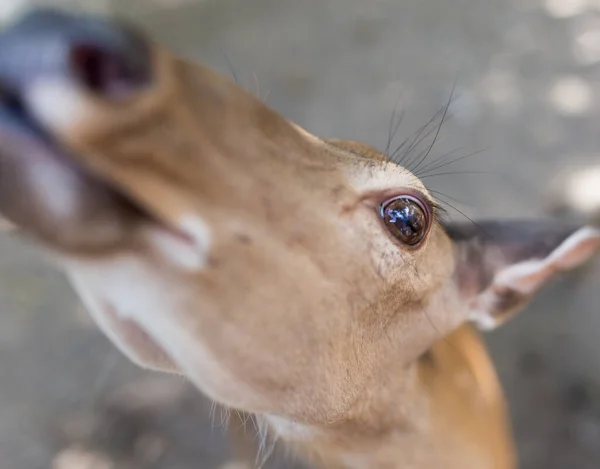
[0,8,598,469]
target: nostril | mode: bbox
[3,91,25,117]
[0,83,30,123]
[0,8,153,101]
[69,42,149,100]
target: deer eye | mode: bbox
[380,195,429,246]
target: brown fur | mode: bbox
[1,11,599,469]
[17,47,514,467]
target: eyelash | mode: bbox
[375,189,441,219]
[427,199,445,225]
[349,187,444,228]
[370,189,441,247]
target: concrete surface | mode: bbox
[1,0,600,468]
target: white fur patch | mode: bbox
[143,224,209,272]
[342,163,427,200]
[338,452,372,469]
[141,213,212,272]
[265,414,318,441]
[218,462,253,469]
[65,255,259,409]
[289,121,323,144]
[26,78,94,137]
[544,226,600,268]
[468,310,498,331]
[178,214,212,256]
[67,270,155,369]
[28,154,81,221]
[495,226,600,294]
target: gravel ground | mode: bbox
[1,0,600,468]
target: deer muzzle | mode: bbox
[0,8,159,253]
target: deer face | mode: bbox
[0,9,597,426]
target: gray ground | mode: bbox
[1,0,600,468]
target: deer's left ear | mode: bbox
[444,220,600,330]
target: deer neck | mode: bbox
[265,325,516,469]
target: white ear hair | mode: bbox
[469,226,600,331]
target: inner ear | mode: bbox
[444,220,600,330]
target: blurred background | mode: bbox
[1,0,600,468]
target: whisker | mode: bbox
[384,89,407,157]
[250,414,260,433]
[255,417,277,469]
[388,106,446,165]
[419,170,496,180]
[219,49,239,85]
[386,109,408,166]
[403,137,447,174]
[431,195,492,240]
[252,71,261,100]
[408,80,456,175]
[209,401,218,431]
[220,405,231,431]
[399,123,443,170]
[428,189,469,207]
[413,147,463,175]
[416,147,491,177]
[240,411,251,427]
[263,88,272,103]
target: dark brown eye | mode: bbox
[380,195,429,246]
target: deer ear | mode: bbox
[444,220,600,331]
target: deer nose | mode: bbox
[0,8,152,100]
[0,8,155,252]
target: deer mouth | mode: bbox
[0,9,217,375]
[0,8,203,260]
[0,83,208,275]
[0,81,148,251]
[0,73,200,373]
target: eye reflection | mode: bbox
[380,195,429,246]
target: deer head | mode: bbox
[0,9,598,458]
